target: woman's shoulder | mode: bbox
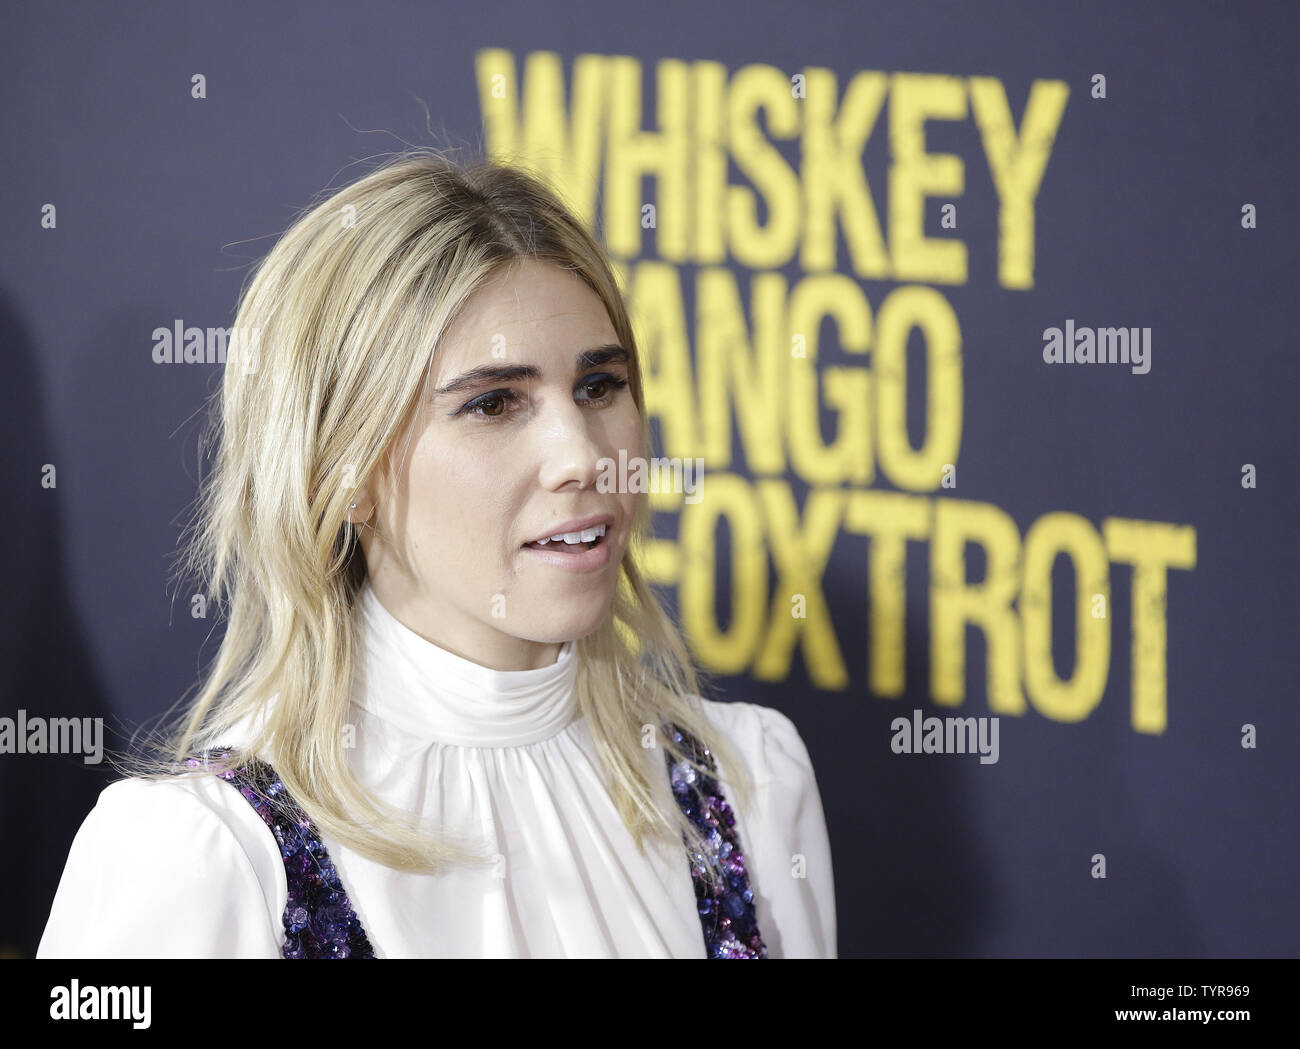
[37,771,287,958]
[690,696,820,788]
[690,697,837,958]
[101,769,286,895]
[87,765,249,816]
[83,765,260,832]
[693,695,802,736]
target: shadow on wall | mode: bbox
[0,289,116,957]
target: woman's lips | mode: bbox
[525,538,597,551]
[520,530,612,572]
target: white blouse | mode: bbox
[37,584,837,958]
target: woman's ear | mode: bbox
[347,488,376,524]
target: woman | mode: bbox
[37,151,837,959]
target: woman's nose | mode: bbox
[535,403,607,490]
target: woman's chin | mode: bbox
[513,595,612,644]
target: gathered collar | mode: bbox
[352,583,580,748]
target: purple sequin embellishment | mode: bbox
[179,722,766,959]
[664,723,768,959]
[186,748,375,959]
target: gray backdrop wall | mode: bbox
[2,0,1297,957]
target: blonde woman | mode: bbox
[37,151,837,959]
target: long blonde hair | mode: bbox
[120,148,754,886]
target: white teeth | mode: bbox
[535,524,607,545]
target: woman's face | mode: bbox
[355,258,644,671]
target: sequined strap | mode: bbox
[185,725,766,960]
[663,722,768,959]
[197,747,376,959]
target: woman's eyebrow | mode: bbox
[577,343,630,370]
[434,362,538,397]
[433,344,630,397]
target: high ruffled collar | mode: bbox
[352,583,579,748]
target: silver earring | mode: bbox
[350,502,358,509]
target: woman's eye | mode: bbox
[461,390,519,418]
[457,375,629,421]
[579,374,630,403]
